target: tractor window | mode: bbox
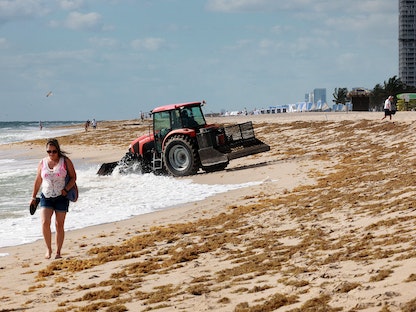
[153,111,171,153]
[180,106,206,128]
[153,111,171,133]
[171,110,182,130]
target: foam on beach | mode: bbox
[0,160,262,248]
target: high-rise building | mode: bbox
[313,88,326,105]
[399,0,416,87]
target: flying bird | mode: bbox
[46,91,53,97]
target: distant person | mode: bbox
[39,121,43,131]
[92,118,97,129]
[30,138,77,259]
[381,96,394,120]
[85,119,90,132]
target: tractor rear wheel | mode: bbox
[164,135,199,176]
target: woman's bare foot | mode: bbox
[55,254,62,259]
[45,250,52,259]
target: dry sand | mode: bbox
[1,111,416,311]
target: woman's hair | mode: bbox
[45,138,68,158]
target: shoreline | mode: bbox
[1,112,416,311]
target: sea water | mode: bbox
[0,121,81,145]
[0,122,261,249]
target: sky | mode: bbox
[0,0,398,121]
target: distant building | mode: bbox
[313,88,326,105]
[348,88,371,111]
[305,93,313,103]
[399,0,416,87]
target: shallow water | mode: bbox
[0,121,82,145]
[0,151,261,249]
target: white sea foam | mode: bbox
[0,159,261,249]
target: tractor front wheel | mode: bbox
[164,136,199,176]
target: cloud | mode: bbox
[131,38,166,51]
[43,49,94,62]
[59,0,85,10]
[88,37,118,48]
[271,24,292,35]
[326,11,396,33]
[205,0,275,12]
[0,0,49,24]
[0,37,8,48]
[206,0,396,60]
[205,0,395,14]
[63,11,103,31]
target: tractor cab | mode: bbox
[179,106,205,128]
[152,103,206,153]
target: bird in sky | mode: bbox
[46,91,53,97]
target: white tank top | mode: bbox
[41,157,67,198]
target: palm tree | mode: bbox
[384,76,407,97]
[369,83,385,111]
[332,88,349,105]
[370,75,416,110]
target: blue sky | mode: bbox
[0,0,397,121]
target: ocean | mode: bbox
[0,121,261,250]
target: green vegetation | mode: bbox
[333,75,416,111]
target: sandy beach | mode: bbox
[1,111,416,312]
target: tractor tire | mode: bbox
[139,156,152,174]
[140,142,155,174]
[118,152,142,174]
[163,135,199,176]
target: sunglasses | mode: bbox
[47,150,58,154]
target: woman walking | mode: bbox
[30,138,77,259]
[381,95,394,120]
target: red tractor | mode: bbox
[98,101,270,177]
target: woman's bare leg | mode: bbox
[41,208,54,259]
[55,212,67,259]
